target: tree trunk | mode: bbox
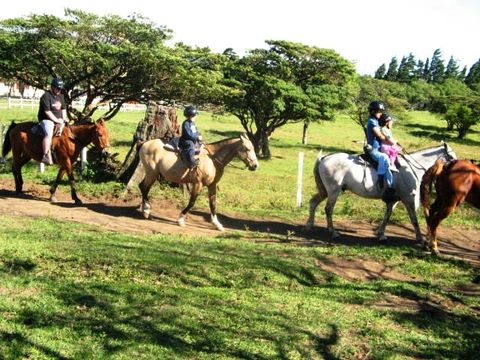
[302,121,308,145]
[117,101,179,186]
[253,131,271,159]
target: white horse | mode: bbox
[306,143,456,244]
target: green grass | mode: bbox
[1,107,480,358]
[1,217,479,359]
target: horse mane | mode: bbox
[207,135,241,146]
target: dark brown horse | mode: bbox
[420,159,480,254]
[2,120,110,204]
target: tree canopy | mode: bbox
[0,9,223,121]
[221,40,356,157]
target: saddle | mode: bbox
[31,122,67,138]
[163,136,203,168]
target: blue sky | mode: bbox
[1,0,479,75]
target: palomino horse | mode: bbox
[306,143,456,245]
[421,159,480,254]
[138,133,258,230]
[2,120,110,204]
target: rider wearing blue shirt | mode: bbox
[365,101,397,201]
[179,105,202,168]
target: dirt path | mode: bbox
[1,179,479,265]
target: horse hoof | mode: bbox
[74,199,83,206]
[215,224,225,232]
[378,235,388,242]
[143,211,151,219]
[50,196,58,203]
[330,231,340,240]
[178,218,186,227]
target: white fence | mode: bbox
[0,97,147,112]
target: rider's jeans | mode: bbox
[369,148,393,187]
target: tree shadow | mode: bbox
[403,123,480,147]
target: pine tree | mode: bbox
[423,58,431,81]
[429,49,445,83]
[374,64,386,79]
[459,66,467,81]
[396,53,416,82]
[444,56,460,80]
[465,59,480,88]
[414,59,425,80]
[384,57,398,81]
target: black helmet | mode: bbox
[51,77,64,89]
[183,105,198,118]
[368,101,386,113]
[378,113,393,127]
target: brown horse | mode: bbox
[138,133,258,231]
[420,159,480,254]
[2,120,110,204]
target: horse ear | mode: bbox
[96,118,105,126]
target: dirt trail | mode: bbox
[1,179,479,265]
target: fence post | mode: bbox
[79,147,88,179]
[7,97,11,109]
[39,162,45,173]
[296,152,304,207]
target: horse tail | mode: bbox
[313,150,327,197]
[1,121,16,158]
[420,158,446,218]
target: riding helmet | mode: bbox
[184,105,198,118]
[368,100,386,113]
[51,77,64,89]
[378,113,393,127]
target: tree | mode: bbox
[396,53,416,83]
[429,49,445,83]
[374,64,386,79]
[465,59,480,89]
[221,40,356,158]
[444,56,460,80]
[384,57,399,81]
[0,9,223,121]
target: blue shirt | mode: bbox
[180,119,200,143]
[366,116,381,151]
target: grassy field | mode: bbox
[1,106,479,358]
[1,216,479,359]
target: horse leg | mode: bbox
[403,201,424,244]
[12,153,30,194]
[138,173,157,219]
[49,168,66,203]
[428,199,459,255]
[325,192,341,239]
[377,202,397,241]
[305,192,327,231]
[67,169,82,205]
[208,184,224,231]
[178,184,201,227]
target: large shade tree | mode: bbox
[0,9,223,121]
[221,40,356,158]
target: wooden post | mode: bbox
[296,152,304,207]
[79,147,88,179]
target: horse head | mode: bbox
[92,119,111,158]
[237,133,259,171]
[442,141,457,161]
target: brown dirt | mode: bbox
[1,179,479,270]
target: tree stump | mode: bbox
[117,101,179,187]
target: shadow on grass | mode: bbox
[403,123,480,148]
